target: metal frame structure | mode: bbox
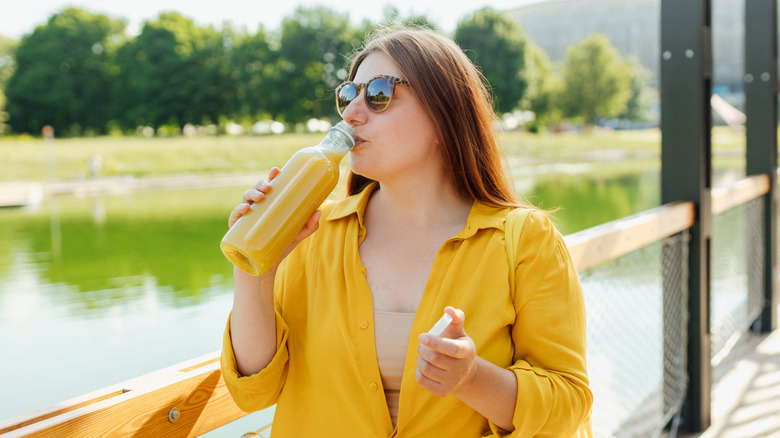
[660,0,713,431]
[745,0,778,334]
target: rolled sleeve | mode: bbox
[220,310,291,413]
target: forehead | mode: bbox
[353,52,405,83]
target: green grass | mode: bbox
[0,127,746,182]
[0,133,322,181]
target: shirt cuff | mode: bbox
[487,361,591,437]
[220,310,290,412]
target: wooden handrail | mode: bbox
[711,173,770,215]
[565,174,772,271]
[0,351,249,437]
[565,201,696,271]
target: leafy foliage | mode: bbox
[272,7,362,124]
[6,8,125,135]
[560,33,632,126]
[619,55,656,122]
[522,43,564,132]
[110,13,233,130]
[454,8,528,114]
[0,34,18,135]
[2,7,654,136]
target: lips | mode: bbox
[353,136,366,149]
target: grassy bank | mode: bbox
[0,127,746,182]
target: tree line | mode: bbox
[0,6,654,137]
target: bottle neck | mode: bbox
[319,122,355,153]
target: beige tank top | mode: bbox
[373,311,416,427]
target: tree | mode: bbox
[0,35,18,135]
[454,8,528,114]
[226,26,273,120]
[522,43,564,132]
[375,5,439,30]
[560,33,632,126]
[272,6,362,124]
[5,8,125,135]
[110,12,233,130]
[619,55,656,122]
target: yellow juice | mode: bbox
[220,123,353,276]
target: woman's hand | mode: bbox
[227,167,322,273]
[228,167,279,228]
[416,307,478,397]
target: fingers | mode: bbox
[418,335,473,360]
[243,181,272,204]
[273,210,323,263]
[415,341,476,397]
[228,203,251,228]
[433,307,466,340]
[416,351,471,381]
[303,210,322,232]
[232,171,277,227]
[290,210,322,245]
[416,307,476,396]
[444,306,465,327]
[415,366,448,397]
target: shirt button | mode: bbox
[369,382,378,391]
[360,321,369,329]
[360,266,368,274]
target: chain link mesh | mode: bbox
[581,231,688,438]
[710,197,766,364]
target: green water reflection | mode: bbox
[528,171,660,235]
[0,188,240,314]
[0,171,662,313]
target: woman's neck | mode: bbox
[370,173,473,229]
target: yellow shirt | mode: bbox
[221,183,593,437]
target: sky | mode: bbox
[3,0,545,39]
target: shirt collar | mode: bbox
[326,182,378,223]
[453,200,509,240]
[326,181,509,239]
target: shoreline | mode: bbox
[0,172,265,207]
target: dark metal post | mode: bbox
[745,0,778,333]
[661,0,712,431]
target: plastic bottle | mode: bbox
[220,121,355,276]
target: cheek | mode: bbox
[395,115,439,158]
[393,106,438,141]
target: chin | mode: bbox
[348,156,369,176]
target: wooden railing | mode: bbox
[0,352,244,437]
[0,174,771,438]
[566,173,772,272]
[710,173,770,215]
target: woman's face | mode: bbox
[340,52,441,184]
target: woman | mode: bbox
[221,25,592,437]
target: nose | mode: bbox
[340,86,368,126]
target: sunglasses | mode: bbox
[335,75,410,115]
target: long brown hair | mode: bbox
[344,25,523,208]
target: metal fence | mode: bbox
[711,197,767,365]
[581,232,689,438]
[565,174,772,437]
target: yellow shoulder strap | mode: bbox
[505,208,531,291]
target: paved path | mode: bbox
[0,173,264,207]
[677,328,780,437]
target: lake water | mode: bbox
[0,166,741,435]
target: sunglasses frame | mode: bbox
[335,75,410,115]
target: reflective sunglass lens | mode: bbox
[337,84,358,114]
[366,78,393,111]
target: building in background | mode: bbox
[505,0,744,101]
